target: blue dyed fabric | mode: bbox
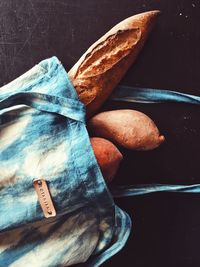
[1,56,200,267]
[111,85,200,104]
[0,57,131,267]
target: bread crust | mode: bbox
[68,11,160,117]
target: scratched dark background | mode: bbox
[1,0,200,267]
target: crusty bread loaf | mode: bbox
[68,10,160,117]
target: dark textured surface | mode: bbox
[0,0,200,266]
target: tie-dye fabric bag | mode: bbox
[1,56,200,267]
[0,57,131,267]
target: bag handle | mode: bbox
[110,86,200,198]
[110,184,200,198]
[111,85,200,104]
[0,91,85,123]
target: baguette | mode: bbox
[68,10,160,117]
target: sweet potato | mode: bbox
[90,137,123,183]
[88,109,165,150]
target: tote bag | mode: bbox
[1,56,200,267]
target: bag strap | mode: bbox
[110,86,200,198]
[110,85,200,104]
[110,184,200,198]
[0,91,85,123]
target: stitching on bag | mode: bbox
[67,119,95,202]
[67,118,104,258]
[66,118,119,254]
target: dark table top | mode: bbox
[1,1,200,266]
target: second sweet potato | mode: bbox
[90,137,123,183]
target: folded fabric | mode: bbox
[1,56,200,267]
[0,57,131,267]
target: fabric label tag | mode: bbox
[33,179,56,218]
